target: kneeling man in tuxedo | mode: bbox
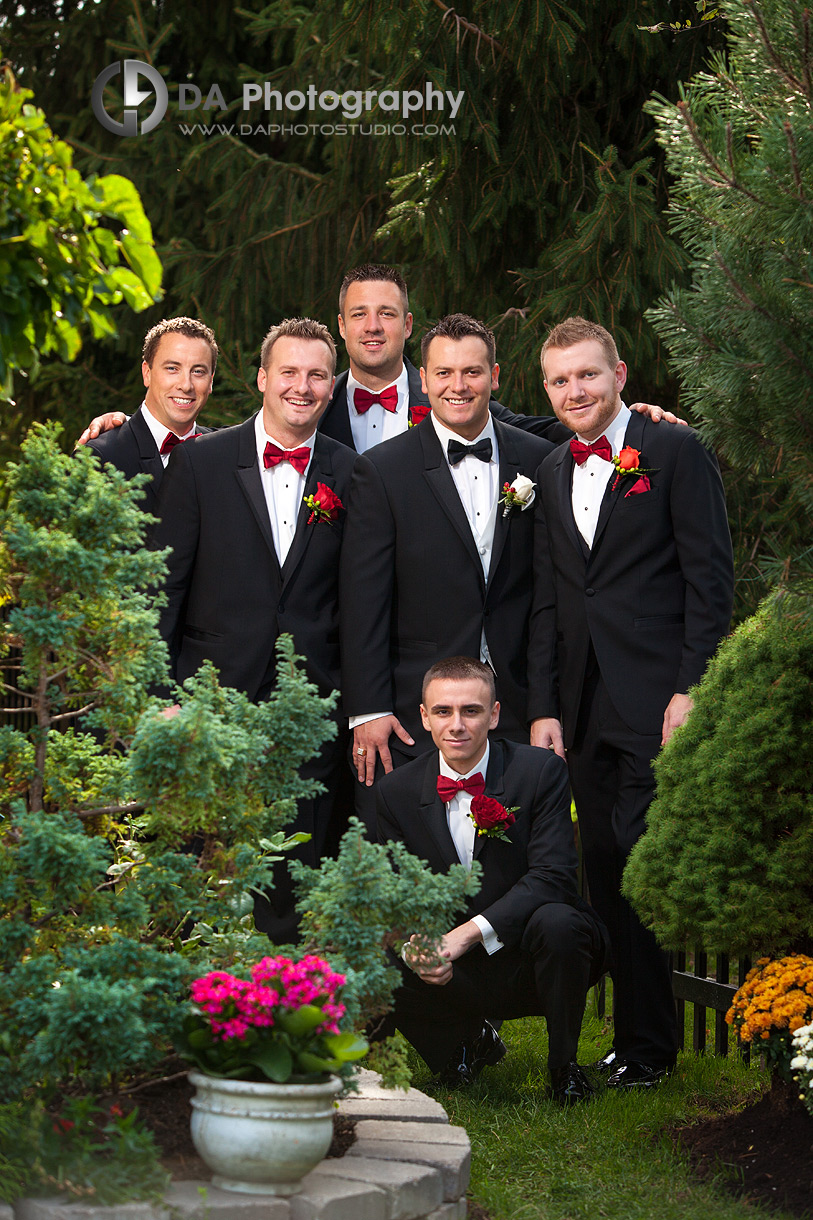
[376,657,608,1103]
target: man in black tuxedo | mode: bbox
[377,657,608,1102]
[531,317,734,1088]
[84,317,217,514]
[77,266,677,452]
[341,314,555,824]
[322,263,573,450]
[152,317,361,940]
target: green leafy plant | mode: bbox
[0,65,162,401]
[0,1097,167,1206]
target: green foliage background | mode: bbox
[645,0,813,615]
[1,0,722,453]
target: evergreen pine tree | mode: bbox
[645,0,813,616]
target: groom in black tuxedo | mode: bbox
[84,317,217,515]
[531,317,734,1087]
[377,656,608,1103]
[340,314,555,823]
[153,317,361,940]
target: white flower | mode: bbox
[509,474,536,509]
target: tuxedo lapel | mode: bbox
[486,420,525,585]
[418,754,460,870]
[405,359,430,413]
[235,417,279,568]
[472,739,507,863]
[591,411,646,554]
[319,372,356,449]
[552,443,588,562]
[130,411,165,505]
[419,424,485,578]
[280,436,335,587]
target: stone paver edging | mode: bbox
[11,1070,470,1220]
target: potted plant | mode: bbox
[177,953,368,1195]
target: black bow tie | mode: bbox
[447,437,493,466]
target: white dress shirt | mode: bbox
[140,402,198,467]
[571,403,631,547]
[437,742,503,955]
[431,413,500,580]
[350,414,500,728]
[254,411,315,565]
[347,364,410,454]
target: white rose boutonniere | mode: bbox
[500,474,536,517]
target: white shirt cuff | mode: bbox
[349,711,392,729]
[472,915,503,955]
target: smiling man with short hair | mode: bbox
[377,656,608,1102]
[84,316,217,515]
[340,314,555,823]
[531,315,734,1088]
[152,317,361,941]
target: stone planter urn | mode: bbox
[189,1070,343,1194]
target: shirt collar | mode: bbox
[347,363,409,415]
[254,410,316,468]
[438,740,490,781]
[140,402,197,449]
[431,412,497,463]
[576,402,631,456]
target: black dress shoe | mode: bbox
[592,1047,619,1075]
[435,1020,507,1088]
[605,1059,671,1090]
[549,1062,595,1105]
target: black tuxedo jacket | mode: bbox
[86,410,211,516]
[340,418,555,749]
[318,358,568,449]
[532,413,734,742]
[377,739,585,949]
[153,416,360,703]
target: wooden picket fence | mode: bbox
[592,949,753,1059]
[670,949,752,1060]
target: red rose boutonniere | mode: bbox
[468,795,518,842]
[611,446,655,497]
[408,404,431,427]
[304,482,343,524]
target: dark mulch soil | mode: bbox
[677,1079,813,1219]
[116,1065,355,1180]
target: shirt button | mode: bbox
[479,545,487,555]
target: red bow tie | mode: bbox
[263,443,310,474]
[353,385,398,414]
[570,435,612,466]
[436,772,486,803]
[160,430,194,455]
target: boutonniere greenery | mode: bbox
[611,446,655,497]
[304,482,344,524]
[499,474,536,516]
[468,795,518,842]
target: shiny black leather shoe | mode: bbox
[435,1020,507,1088]
[550,1062,595,1105]
[605,1059,672,1090]
[592,1047,619,1075]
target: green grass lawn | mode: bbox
[405,999,792,1220]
